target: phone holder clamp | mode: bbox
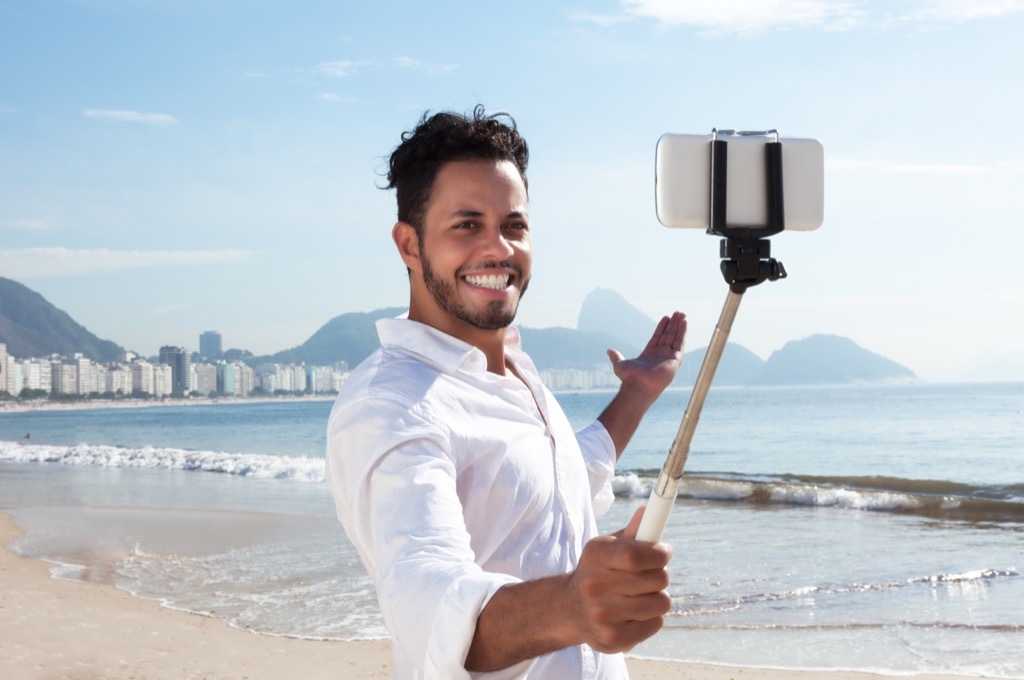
[708,128,788,294]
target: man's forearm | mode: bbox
[597,382,659,460]
[466,513,673,672]
[465,575,579,672]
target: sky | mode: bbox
[2,0,1023,382]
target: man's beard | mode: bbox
[420,252,528,331]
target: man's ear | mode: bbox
[392,222,421,273]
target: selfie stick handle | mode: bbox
[636,289,743,543]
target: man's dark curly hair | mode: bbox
[386,104,529,232]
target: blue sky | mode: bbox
[2,0,1022,381]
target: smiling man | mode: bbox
[326,106,687,679]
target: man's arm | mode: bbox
[598,312,686,459]
[465,507,672,672]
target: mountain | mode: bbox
[520,327,640,369]
[753,334,916,385]
[677,343,766,386]
[0,276,124,363]
[577,288,658,349]
[679,335,915,387]
[263,307,406,368]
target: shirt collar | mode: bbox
[376,315,524,375]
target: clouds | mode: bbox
[621,0,856,32]
[827,158,1000,175]
[610,0,1024,33]
[315,60,368,78]
[82,109,180,126]
[0,248,255,279]
[887,163,993,175]
[315,56,457,78]
[906,0,1024,22]
[251,55,457,105]
[0,219,50,231]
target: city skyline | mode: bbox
[1,335,619,399]
[0,336,351,399]
[3,1,1023,382]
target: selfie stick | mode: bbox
[636,130,788,544]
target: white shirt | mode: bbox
[325,317,626,679]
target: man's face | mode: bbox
[405,159,532,334]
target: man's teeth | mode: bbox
[464,273,510,290]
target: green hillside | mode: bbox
[0,277,124,363]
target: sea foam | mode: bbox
[0,440,326,482]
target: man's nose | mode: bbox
[480,226,514,259]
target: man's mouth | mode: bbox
[463,272,511,290]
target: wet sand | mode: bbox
[0,512,987,680]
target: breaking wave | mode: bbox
[4,441,1023,523]
[0,440,325,482]
[612,470,1024,524]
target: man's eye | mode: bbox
[505,222,528,231]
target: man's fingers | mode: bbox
[620,506,645,539]
[647,315,671,349]
[667,311,687,349]
[585,540,672,576]
[588,608,670,653]
[588,589,673,624]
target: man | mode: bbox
[326,106,687,679]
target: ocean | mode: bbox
[1,382,1022,678]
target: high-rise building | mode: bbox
[0,343,8,395]
[131,360,155,396]
[237,362,253,397]
[51,360,78,395]
[106,364,132,395]
[199,331,222,359]
[159,346,192,395]
[75,355,96,395]
[4,355,21,396]
[20,358,51,393]
[217,362,237,396]
[153,363,173,397]
[192,363,217,397]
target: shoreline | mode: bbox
[0,511,990,680]
[0,393,335,415]
[5,379,1015,416]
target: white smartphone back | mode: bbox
[656,133,824,231]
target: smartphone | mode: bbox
[655,132,824,231]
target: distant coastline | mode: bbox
[0,387,630,416]
[0,393,335,415]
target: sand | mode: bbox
[0,512,987,680]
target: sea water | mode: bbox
[1,383,1022,677]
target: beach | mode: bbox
[0,510,992,680]
[2,385,1021,678]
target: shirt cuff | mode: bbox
[424,572,537,680]
[575,420,617,516]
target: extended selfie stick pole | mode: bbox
[636,130,788,544]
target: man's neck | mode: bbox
[458,325,508,375]
[407,305,510,375]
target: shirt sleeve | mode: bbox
[574,420,618,517]
[326,396,536,679]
